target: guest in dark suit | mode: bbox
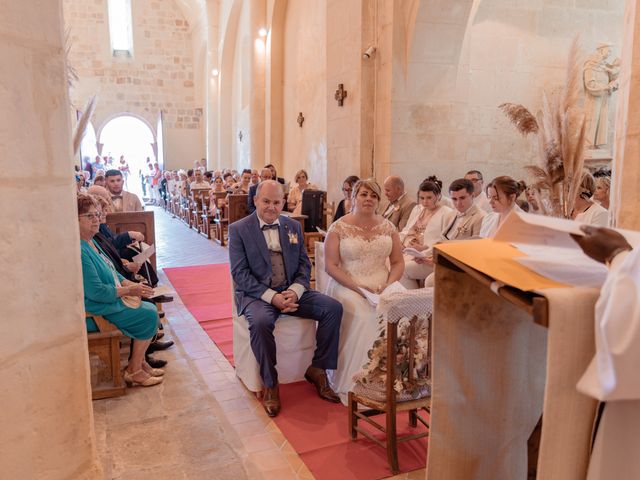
[229,180,343,417]
[247,167,274,214]
[265,163,286,185]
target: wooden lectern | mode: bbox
[427,242,600,480]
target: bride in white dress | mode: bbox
[324,179,404,402]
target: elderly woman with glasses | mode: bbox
[78,193,163,387]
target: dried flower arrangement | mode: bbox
[353,315,430,400]
[499,37,587,218]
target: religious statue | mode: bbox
[583,43,620,149]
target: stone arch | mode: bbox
[97,111,156,141]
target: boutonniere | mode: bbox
[284,224,299,244]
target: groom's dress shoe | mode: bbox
[262,384,281,417]
[304,366,341,403]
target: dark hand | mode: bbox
[570,226,632,264]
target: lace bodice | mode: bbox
[328,218,395,290]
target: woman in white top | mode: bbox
[572,172,609,227]
[398,177,454,289]
[287,169,317,215]
[480,176,525,238]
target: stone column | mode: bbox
[249,0,267,169]
[611,0,640,229]
[206,0,220,169]
[0,1,101,478]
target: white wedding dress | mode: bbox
[324,218,396,403]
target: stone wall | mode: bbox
[63,0,205,169]
[388,0,625,195]
[281,0,327,187]
[0,0,101,478]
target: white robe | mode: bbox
[577,249,640,479]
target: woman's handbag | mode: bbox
[121,294,142,309]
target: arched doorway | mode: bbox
[99,115,156,199]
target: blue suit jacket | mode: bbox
[228,212,311,314]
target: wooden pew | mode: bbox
[106,210,156,270]
[86,313,126,400]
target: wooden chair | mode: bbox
[348,300,431,474]
[106,210,156,270]
[86,313,126,400]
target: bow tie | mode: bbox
[261,224,279,231]
[111,195,123,200]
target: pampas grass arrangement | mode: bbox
[72,95,97,156]
[499,36,587,218]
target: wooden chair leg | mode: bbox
[387,406,399,474]
[348,392,358,439]
[110,336,123,388]
[409,409,418,427]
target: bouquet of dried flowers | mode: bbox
[354,314,430,400]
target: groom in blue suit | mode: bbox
[229,180,342,416]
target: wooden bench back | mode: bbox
[211,191,227,203]
[228,194,249,224]
[105,211,156,270]
[191,188,211,210]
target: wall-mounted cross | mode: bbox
[238,130,243,142]
[334,84,347,106]
[297,112,305,127]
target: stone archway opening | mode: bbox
[99,114,156,199]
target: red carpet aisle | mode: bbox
[163,263,428,479]
[163,264,235,364]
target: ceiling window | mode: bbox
[108,0,134,56]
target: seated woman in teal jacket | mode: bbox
[78,194,163,388]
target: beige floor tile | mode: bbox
[192,356,223,376]
[261,466,298,480]
[240,433,279,453]
[232,418,270,437]
[248,450,291,471]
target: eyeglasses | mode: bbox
[342,188,353,193]
[468,178,482,183]
[79,213,102,220]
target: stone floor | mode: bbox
[93,206,426,480]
